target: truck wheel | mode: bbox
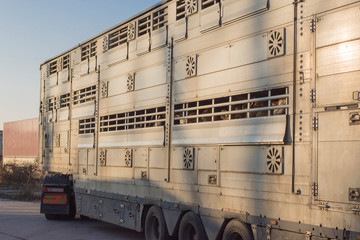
[45,214,59,220]
[145,206,169,240]
[179,211,208,240]
[222,219,254,240]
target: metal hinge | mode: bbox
[318,202,330,211]
[310,19,317,32]
[313,117,318,131]
[305,231,312,240]
[310,89,316,103]
[312,183,318,196]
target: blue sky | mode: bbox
[0,0,159,130]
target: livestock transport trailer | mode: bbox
[39,0,360,239]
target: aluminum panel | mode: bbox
[316,39,360,77]
[172,115,287,145]
[149,148,165,168]
[136,33,150,55]
[107,75,128,96]
[198,147,217,171]
[134,148,148,168]
[58,108,69,121]
[136,65,166,90]
[222,0,268,25]
[200,4,220,32]
[318,141,360,203]
[107,44,128,66]
[316,6,360,48]
[317,71,360,107]
[80,61,88,76]
[77,135,94,149]
[151,27,168,50]
[174,18,187,42]
[59,68,69,83]
[220,146,268,173]
[48,74,57,87]
[89,58,96,73]
[106,149,122,166]
[72,102,95,119]
[98,129,164,148]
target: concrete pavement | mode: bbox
[0,199,145,240]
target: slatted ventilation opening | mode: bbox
[49,60,57,75]
[60,93,70,108]
[73,85,96,105]
[108,25,128,49]
[138,14,151,37]
[153,7,168,31]
[79,117,96,134]
[81,41,97,61]
[62,55,70,69]
[100,106,166,132]
[176,0,186,20]
[201,0,220,9]
[48,98,55,111]
[174,87,289,125]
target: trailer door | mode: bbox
[315,4,360,203]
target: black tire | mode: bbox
[222,219,254,240]
[45,214,59,220]
[145,206,169,240]
[179,211,208,240]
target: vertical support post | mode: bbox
[94,66,101,176]
[165,38,174,182]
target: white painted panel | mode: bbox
[136,33,150,55]
[197,45,229,75]
[200,4,220,32]
[318,141,360,203]
[58,108,69,121]
[174,18,187,42]
[49,75,57,87]
[59,68,69,83]
[136,65,167,90]
[106,149,122,166]
[80,61,88,76]
[149,168,167,182]
[60,131,68,147]
[107,44,128,66]
[316,6,360,48]
[78,135,94,148]
[198,147,217,171]
[149,148,165,168]
[98,128,164,148]
[88,149,95,166]
[151,27,168,50]
[318,111,360,142]
[222,0,269,25]
[317,71,360,107]
[78,149,88,165]
[89,57,96,73]
[108,75,127,96]
[316,39,360,77]
[172,116,287,145]
[134,148,148,168]
[220,146,267,173]
[72,102,95,119]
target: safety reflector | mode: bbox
[42,193,67,205]
[43,187,65,193]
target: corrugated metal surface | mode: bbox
[3,118,38,157]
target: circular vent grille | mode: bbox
[128,22,136,41]
[268,30,284,57]
[124,149,132,167]
[99,149,106,166]
[101,81,108,98]
[183,147,194,169]
[266,148,281,173]
[186,55,197,78]
[127,74,134,91]
[186,0,198,15]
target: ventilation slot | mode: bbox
[176,0,186,20]
[153,7,168,31]
[183,147,195,170]
[186,0,198,16]
[109,26,128,49]
[265,147,283,174]
[124,149,133,167]
[99,149,107,166]
[79,117,96,134]
[185,55,197,78]
[127,22,136,41]
[73,85,96,105]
